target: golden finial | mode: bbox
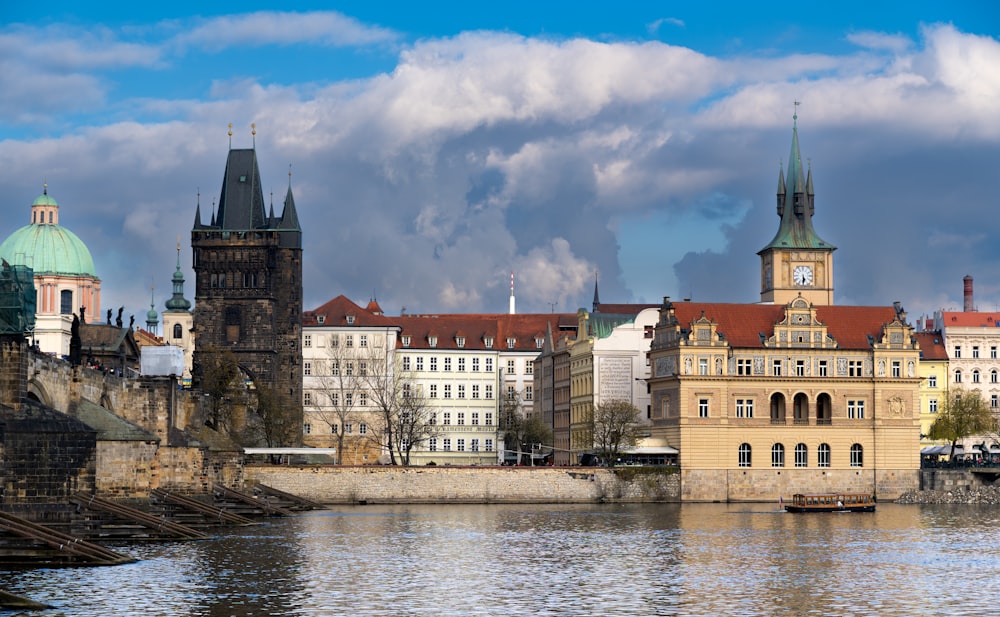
[251,122,256,148]
[228,123,233,148]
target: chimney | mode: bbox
[964,275,974,312]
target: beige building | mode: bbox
[646,117,922,501]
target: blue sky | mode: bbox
[1,2,999,325]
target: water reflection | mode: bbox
[2,503,999,616]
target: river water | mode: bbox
[2,502,999,616]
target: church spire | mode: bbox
[759,108,834,252]
[165,239,192,312]
[592,270,601,313]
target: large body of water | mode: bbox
[3,502,999,616]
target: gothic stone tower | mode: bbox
[758,114,836,306]
[192,143,303,444]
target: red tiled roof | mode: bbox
[663,302,900,350]
[304,295,398,328]
[938,311,1000,328]
[913,331,948,360]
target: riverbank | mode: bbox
[244,465,681,503]
[897,485,1000,504]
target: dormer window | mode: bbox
[346,315,355,325]
[535,337,543,349]
[506,337,516,349]
[402,335,411,348]
[429,336,438,348]
[317,315,326,324]
[456,336,465,348]
[484,336,494,348]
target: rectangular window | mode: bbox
[993,346,998,359]
[993,395,998,409]
[443,438,452,451]
[444,384,452,398]
[973,346,980,358]
[849,360,863,377]
[954,346,961,358]
[360,335,368,348]
[345,423,353,434]
[345,393,353,406]
[507,359,516,374]
[737,359,752,376]
[507,385,517,400]
[486,439,494,451]
[795,360,806,377]
[524,385,533,401]
[303,423,311,434]
[403,356,411,371]
[506,338,515,349]
[698,399,709,418]
[525,363,533,375]
[458,385,466,399]
[359,393,367,406]
[772,359,782,376]
[304,362,312,376]
[928,375,937,388]
[485,412,493,426]
[486,358,494,372]
[429,438,437,451]
[330,334,339,347]
[472,358,480,372]
[699,358,708,375]
[471,438,480,452]
[456,336,465,348]
[485,384,494,399]
[929,399,938,413]
[472,412,480,425]
[402,335,411,347]
[848,400,865,419]
[359,423,367,435]
[304,335,312,348]
[443,412,451,425]
[430,384,438,398]
[457,439,466,452]
[330,393,339,406]
[430,357,438,371]
[304,392,312,405]
[457,412,465,425]
[346,335,353,348]
[331,424,338,434]
[444,357,452,371]
[458,358,466,371]
[416,357,424,371]
[345,362,354,376]
[891,361,900,378]
[472,384,480,399]
[818,360,828,377]
[735,399,754,418]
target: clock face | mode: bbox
[793,265,814,286]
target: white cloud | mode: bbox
[172,11,400,52]
[846,30,912,53]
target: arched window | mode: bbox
[771,443,785,467]
[955,370,962,383]
[992,369,998,384]
[818,443,831,468]
[794,443,808,467]
[738,443,752,468]
[173,323,183,339]
[816,393,832,425]
[770,393,786,424]
[850,444,864,467]
[60,290,73,314]
[973,370,981,384]
[793,392,809,424]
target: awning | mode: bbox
[921,445,962,455]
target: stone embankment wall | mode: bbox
[243,466,680,504]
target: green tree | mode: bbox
[928,388,997,457]
[499,392,553,465]
[591,399,644,467]
[244,385,299,450]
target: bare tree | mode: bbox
[930,387,997,457]
[243,385,298,451]
[363,344,437,465]
[591,399,644,467]
[198,346,242,435]
[307,339,366,463]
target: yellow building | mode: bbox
[913,331,948,450]
[646,117,922,501]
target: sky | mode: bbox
[1,2,999,326]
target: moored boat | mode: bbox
[784,493,875,513]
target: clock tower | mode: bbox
[758,113,835,305]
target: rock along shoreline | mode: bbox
[896,486,1000,505]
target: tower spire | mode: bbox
[592,269,601,313]
[509,271,516,315]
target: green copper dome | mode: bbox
[0,191,98,277]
